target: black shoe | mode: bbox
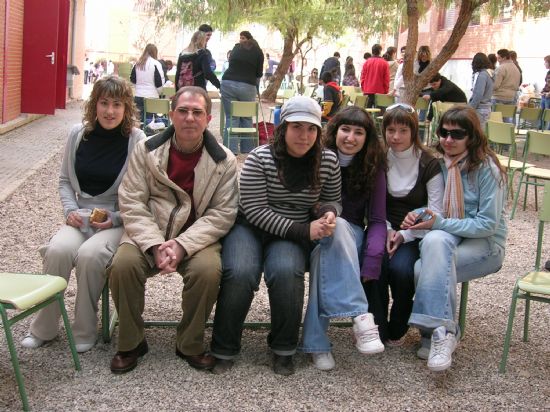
[272,354,294,376]
[545,260,550,271]
[212,358,234,375]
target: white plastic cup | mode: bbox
[76,208,92,233]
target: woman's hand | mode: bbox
[310,211,336,240]
[401,209,436,230]
[90,209,113,230]
[66,211,83,229]
[386,230,404,257]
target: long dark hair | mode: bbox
[472,52,491,73]
[324,106,386,193]
[272,121,322,190]
[436,105,506,184]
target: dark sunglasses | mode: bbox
[438,127,468,140]
[386,103,415,113]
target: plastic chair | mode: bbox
[493,103,516,124]
[143,98,171,127]
[227,101,259,153]
[516,107,542,135]
[510,131,550,219]
[489,111,503,122]
[428,101,455,146]
[487,121,534,198]
[500,182,550,373]
[353,94,367,109]
[276,89,295,104]
[415,97,430,143]
[341,86,356,98]
[161,86,176,99]
[0,273,81,411]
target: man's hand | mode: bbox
[153,240,186,275]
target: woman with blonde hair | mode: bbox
[175,31,220,91]
[21,76,145,353]
[130,43,165,118]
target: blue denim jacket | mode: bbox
[432,157,508,248]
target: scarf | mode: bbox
[443,152,468,219]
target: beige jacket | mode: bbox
[118,126,238,263]
[492,60,521,101]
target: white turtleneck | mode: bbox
[387,145,420,197]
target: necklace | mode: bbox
[171,134,203,154]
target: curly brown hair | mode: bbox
[82,76,138,137]
[272,121,322,191]
[324,106,387,194]
[435,105,506,184]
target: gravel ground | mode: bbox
[1,113,550,411]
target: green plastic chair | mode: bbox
[541,109,550,130]
[161,86,176,99]
[227,101,259,154]
[516,107,542,135]
[493,103,517,124]
[428,101,455,146]
[143,98,171,127]
[486,121,534,199]
[353,94,367,109]
[116,62,132,82]
[500,182,550,373]
[0,273,81,411]
[510,131,550,219]
[415,97,430,143]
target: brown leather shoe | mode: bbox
[110,339,148,374]
[175,347,215,370]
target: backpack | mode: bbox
[177,51,204,89]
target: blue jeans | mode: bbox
[491,98,515,124]
[409,230,505,336]
[541,96,550,130]
[221,79,257,153]
[211,220,310,358]
[366,240,419,342]
[301,219,369,353]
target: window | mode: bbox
[438,3,457,30]
[499,0,513,22]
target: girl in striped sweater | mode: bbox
[211,96,341,376]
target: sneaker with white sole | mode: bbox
[311,352,335,371]
[427,326,457,372]
[21,334,45,349]
[352,313,384,354]
[75,342,96,353]
[416,336,431,360]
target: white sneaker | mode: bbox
[21,334,45,349]
[311,352,335,371]
[75,342,96,353]
[416,336,431,360]
[352,313,384,354]
[427,326,457,372]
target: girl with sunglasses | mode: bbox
[402,105,507,372]
[301,106,385,371]
[364,103,444,348]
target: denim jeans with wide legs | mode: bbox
[211,222,309,359]
[367,239,419,342]
[301,219,369,353]
[221,79,257,153]
[541,96,550,130]
[409,230,505,336]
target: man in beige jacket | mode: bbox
[108,86,238,374]
[491,48,521,123]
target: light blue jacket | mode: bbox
[59,124,145,227]
[469,69,494,109]
[432,157,507,248]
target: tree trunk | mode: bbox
[401,0,488,106]
[260,27,311,102]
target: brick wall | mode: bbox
[0,0,24,123]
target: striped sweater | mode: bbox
[239,145,342,241]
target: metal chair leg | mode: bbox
[57,293,81,371]
[102,282,110,343]
[523,292,530,342]
[499,284,519,373]
[458,281,469,337]
[0,305,30,411]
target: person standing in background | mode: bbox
[321,52,341,85]
[130,44,165,119]
[540,55,550,130]
[360,44,390,108]
[198,24,216,72]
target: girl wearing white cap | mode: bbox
[211,96,341,376]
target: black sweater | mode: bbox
[222,43,264,86]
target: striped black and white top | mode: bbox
[239,145,342,241]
